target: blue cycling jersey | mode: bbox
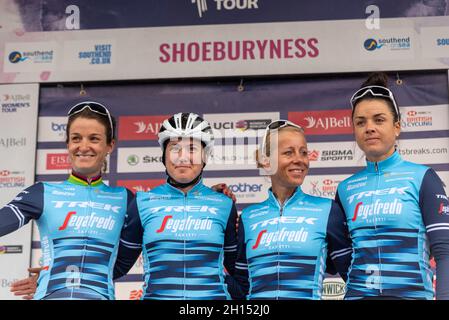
[336,151,449,300]
[0,174,134,300]
[233,186,352,300]
[116,179,239,300]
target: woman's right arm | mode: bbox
[0,183,44,237]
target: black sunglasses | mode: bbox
[67,101,114,140]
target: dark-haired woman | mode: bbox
[336,73,449,300]
[1,101,135,300]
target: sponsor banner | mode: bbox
[0,83,38,299]
[115,282,144,301]
[322,276,346,300]
[2,18,449,83]
[117,147,164,173]
[288,109,352,135]
[36,149,71,175]
[62,40,115,70]
[302,175,349,200]
[4,41,57,73]
[206,144,259,171]
[37,117,67,142]
[36,149,110,175]
[203,176,270,204]
[204,112,278,139]
[359,28,415,61]
[116,179,166,194]
[118,115,168,141]
[397,138,449,164]
[400,105,449,132]
[306,141,366,168]
[420,26,449,58]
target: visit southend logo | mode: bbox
[8,51,28,63]
[8,50,53,63]
[364,39,383,51]
[364,37,411,51]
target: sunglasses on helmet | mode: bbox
[350,85,400,119]
[67,101,114,140]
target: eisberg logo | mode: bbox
[347,187,409,204]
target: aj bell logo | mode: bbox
[192,0,259,18]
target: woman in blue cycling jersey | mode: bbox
[336,72,449,300]
[1,101,135,300]
[115,112,239,300]
[233,119,352,300]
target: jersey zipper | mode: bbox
[183,192,187,300]
[374,162,383,295]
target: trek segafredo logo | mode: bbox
[54,201,120,231]
[348,187,407,221]
[250,216,316,249]
[151,205,217,233]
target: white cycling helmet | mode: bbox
[158,112,215,162]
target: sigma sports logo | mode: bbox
[58,211,116,231]
[52,201,121,213]
[252,227,308,249]
[150,205,218,215]
[249,216,317,231]
[192,0,259,18]
[351,199,403,222]
[308,150,353,162]
[156,215,213,233]
[346,187,409,204]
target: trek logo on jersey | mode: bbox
[52,201,121,213]
[249,216,317,231]
[346,187,409,204]
[351,199,403,221]
[156,215,213,233]
[58,211,116,231]
[149,205,218,215]
[252,227,308,249]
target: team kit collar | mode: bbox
[68,171,103,186]
[267,186,306,208]
[365,151,402,173]
[165,177,205,195]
